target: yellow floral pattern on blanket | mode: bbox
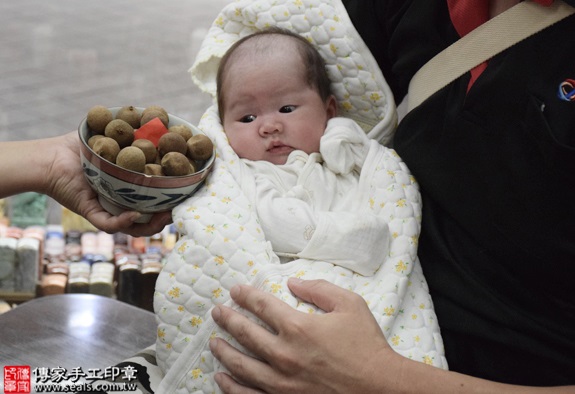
[153,0,446,392]
[154,106,446,392]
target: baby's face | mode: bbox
[221,49,336,165]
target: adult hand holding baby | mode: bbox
[209,279,562,394]
[209,278,394,394]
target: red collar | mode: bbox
[447,0,555,91]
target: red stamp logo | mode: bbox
[3,366,31,394]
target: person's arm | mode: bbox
[209,279,575,394]
[0,132,171,236]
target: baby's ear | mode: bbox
[326,95,338,119]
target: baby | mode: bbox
[154,27,446,393]
[216,27,389,273]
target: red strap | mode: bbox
[447,0,554,91]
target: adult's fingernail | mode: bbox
[209,338,218,352]
[213,372,223,386]
[128,212,141,222]
[212,305,221,322]
[229,285,240,299]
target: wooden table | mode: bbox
[0,294,157,371]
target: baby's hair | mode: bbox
[216,27,332,121]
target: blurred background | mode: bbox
[0,0,231,142]
[0,0,233,308]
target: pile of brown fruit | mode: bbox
[86,105,213,176]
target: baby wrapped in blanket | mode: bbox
[154,1,447,393]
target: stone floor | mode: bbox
[0,0,232,142]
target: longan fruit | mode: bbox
[143,105,168,118]
[158,132,187,157]
[186,134,214,161]
[116,106,141,129]
[188,158,197,174]
[88,134,105,149]
[132,139,158,163]
[169,124,193,142]
[161,152,192,176]
[87,105,113,135]
[116,146,146,173]
[93,137,120,163]
[141,105,169,128]
[105,119,135,148]
[144,164,164,176]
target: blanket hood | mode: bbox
[189,0,397,145]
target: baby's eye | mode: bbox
[279,105,296,113]
[240,114,256,123]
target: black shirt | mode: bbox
[343,0,575,385]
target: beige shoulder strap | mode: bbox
[407,0,575,112]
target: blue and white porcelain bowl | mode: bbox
[78,107,215,223]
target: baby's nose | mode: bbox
[259,117,282,135]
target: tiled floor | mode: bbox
[0,0,231,142]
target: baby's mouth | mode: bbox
[268,140,287,149]
[267,141,293,154]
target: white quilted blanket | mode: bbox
[153,0,447,392]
